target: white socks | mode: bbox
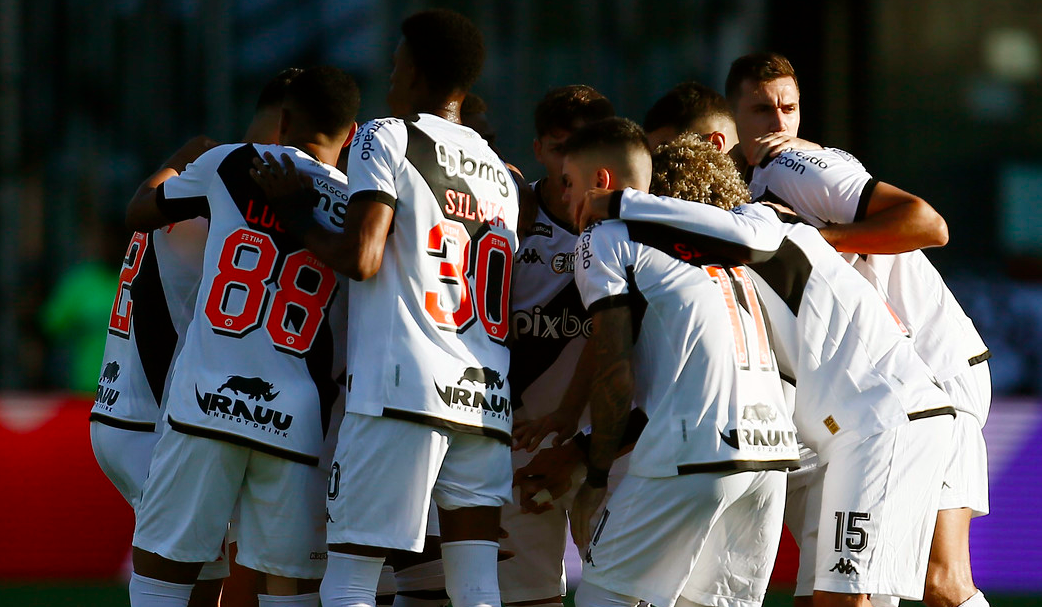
[128,573,194,607]
[320,552,386,607]
[257,593,320,607]
[440,540,500,607]
[959,590,990,607]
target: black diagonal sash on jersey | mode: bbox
[130,234,179,407]
[624,221,776,266]
[213,144,339,438]
[509,280,587,401]
[747,238,813,316]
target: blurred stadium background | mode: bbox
[2,0,1042,604]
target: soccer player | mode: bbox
[642,81,740,151]
[500,84,614,607]
[251,11,519,607]
[725,52,990,607]
[90,66,304,607]
[559,118,798,607]
[123,66,360,607]
[577,137,956,607]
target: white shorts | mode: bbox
[91,422,230,581]
[938,374,990,517]
[811,415,953,600]
[133,429,328,579]
[784,447,825,598]
[326,413,512,552]
[582,470,786,607]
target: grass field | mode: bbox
[3,584,1042,607]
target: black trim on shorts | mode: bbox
[907,406,957,422]
[968,350,992,367]
[853,178,879,222]
[380,407,513,446]
[89,413,157,432]
[166,415,320,466]
[396,590,450,601]
[677,458,800,475]
[349,189,398,210]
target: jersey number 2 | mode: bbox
[204,227,336,355]
[108,232,149,339]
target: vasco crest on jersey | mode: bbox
[434,365,512,422]
[195,375,293,437]
[95,359,122,411]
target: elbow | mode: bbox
[343,254,382,282]
[917,198,949,247]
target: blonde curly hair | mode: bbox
[649,133,750,211]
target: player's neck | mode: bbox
[411,91,466,124]
[539,178,573,230]
[283,139,337,167]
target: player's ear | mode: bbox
[595,167,611,189]
[343,122,358,149]
[708,131,726,152]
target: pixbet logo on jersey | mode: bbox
[435,141,510,197]
[434,366,511,421]
[513,306,592,339]
[195,375,292,436]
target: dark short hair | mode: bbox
[284,66,360,136]
[534,85,615,137]
[643,81,731,134]
[461,92,488,116]
[255,67,304,111]
[560,117,650,159]
[401,9,485,98]
[724,52,799,102]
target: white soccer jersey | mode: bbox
[342,114,519,443]
[157,143,349,465]
[510,184,590,421]
[91,220,207,430]
[613,190,953,461]
[573,219,799,477]
[749,147,991,424]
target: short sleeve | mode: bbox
[574,221,634,313]
[346,119,406,209]
[155,144,228,221]
[752,148,875,227]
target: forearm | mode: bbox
[819,198,948,254]
[585,356,634,476]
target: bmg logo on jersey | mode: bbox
[435,141,510,197]
[434,366,511,421]
[195,376,293,436]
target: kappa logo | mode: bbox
[196,382,293,435]
[100,360,120,383]
[218,375,280,401]
[829,558,859,575]
[516,248,545,265]
[551,252,575,274]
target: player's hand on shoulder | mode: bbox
[750,133,822,166]
[577,187,615,230]
[251,152,313,203]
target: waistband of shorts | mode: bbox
[907,406,956,422]
[677,458,800,475]
[968,350,991,367]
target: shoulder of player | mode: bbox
[579,219,632,251]
[764,146,865,175]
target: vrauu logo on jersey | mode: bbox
[195,375,293,436]
[95,360,122,409]
[435,141,510,197]
[718,402,796,453]
[434,366,511,421]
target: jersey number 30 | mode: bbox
[424,219,512,343]
[204,228,336,355]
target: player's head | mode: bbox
[280,66,361,163]
[642,81,737,153]
[461,92,497,149]
[560,117,652,216]
[649,132,750,211]
[388,9,485,116]
[244,67,303,144]
[533,85,615,186]
[725,52,801,161]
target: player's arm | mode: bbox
[749,132,823,166]
[126,135,218,232]
[817,181,948,253]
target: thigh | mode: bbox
[938,414,989,517]
[327,413,449,552]
[434,430,512,511]
[236,451,328,579]
[133,430,248,563]
[90,422,159,509]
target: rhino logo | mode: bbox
[100,360,120,383]
[742,403,777,424]
[218,375,280,401]
[458,366,504,389]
